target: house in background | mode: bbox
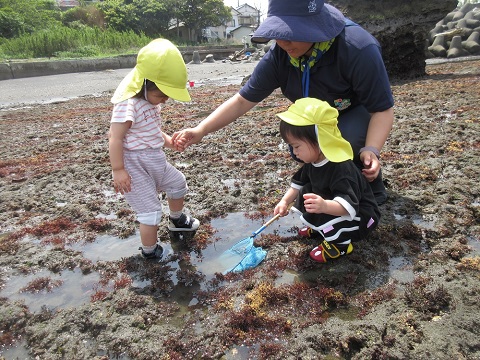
[56,0,103,10]
[204,3,260,43]
[55,1,260,44]
[167,20,190,42]
[56,0,80,9]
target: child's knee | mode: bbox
[137,210,163,226]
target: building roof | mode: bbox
[56,0,80,7]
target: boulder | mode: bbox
[191,50,201,64]
[329,0,458,79]
[202,54,215,63]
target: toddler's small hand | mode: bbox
[113,169,131,194]
[274,201,289,216]
[303,193,324,213]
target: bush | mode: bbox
[62,5,105,29]
[0,26,153,59]
[0,8,27,39]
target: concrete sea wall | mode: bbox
[0,45,245,81]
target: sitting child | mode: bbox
[273,98,380,263]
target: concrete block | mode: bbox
[10,60,78,78]
[0,63,13,80]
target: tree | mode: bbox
[133,0,176,37]
[97,0,231,42]
[0,8,25,38]
[96,0,139,33]
[179,0,232,42]
[98,0,176,37]
[0,0,61,38]
[62,4,106,29]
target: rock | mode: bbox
[429,24,446,43]
[203,54,215,63]
[472,9,480,21]
[252,51,262,60]
[465,18,480,28]
[452,10,466,21]
[424,39,436,59]
[329,0,457,79]
[191,50,201,64]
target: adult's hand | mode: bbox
[362,107,394,181]
[172,127,204,151]
[360,151,380,182]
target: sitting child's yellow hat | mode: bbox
[111,38,190,104]
[276,98,353,162]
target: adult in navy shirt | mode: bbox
[173,0,394,206]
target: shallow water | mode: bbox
[192,212,302,279]
[0,210,423,313]
[0,212,301,309]
[0,267,100,313]
[0,210,434,358]
[467,235,480,256]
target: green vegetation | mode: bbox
[0,0,232,60]
[0,26,151,59]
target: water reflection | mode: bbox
[191,212,302,281]
[0,210,423,317]
[0,267,99,313]
[0,210,436,358]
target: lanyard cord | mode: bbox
[290,39,335,97]
[302,58,311,97]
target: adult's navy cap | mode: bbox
[251,0,345,44]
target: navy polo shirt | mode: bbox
[239,25,394,114]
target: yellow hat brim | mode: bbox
[111,39,191,104]
[277,98,353,162]
[111,67,191,104]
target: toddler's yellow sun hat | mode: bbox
[111,38,190,104]
[276,98,353,162]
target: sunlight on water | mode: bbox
[1,208,440,358]
[224,344,259,359]
[0,339,29,360]
[274,269,301,286]
[467,235,480,255]
[70,233,140,262]
[0,267,99,313]
[364,255,415,289]
[1,209,426,318]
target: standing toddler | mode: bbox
[109,39,199,259]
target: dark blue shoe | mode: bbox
[139,243,164,260]
[168,213,200,232]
